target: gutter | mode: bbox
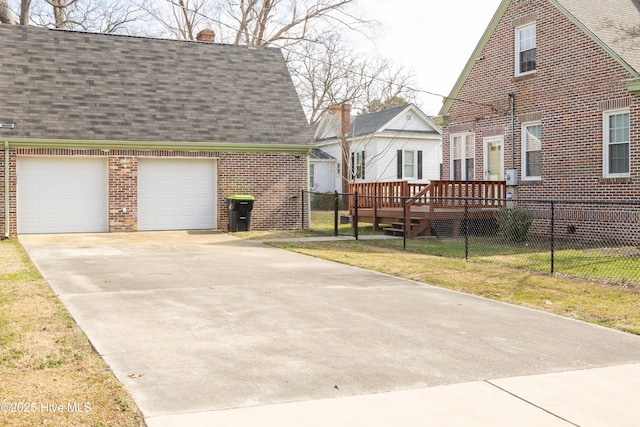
[626,78,640,94]
[3,137,313,154]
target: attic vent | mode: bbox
[0,123,14,129]
[406,114,412,121]
[512,13,537,27]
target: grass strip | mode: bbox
[268,240,640,335]
[0,239,144,427]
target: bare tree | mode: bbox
[226,0,359,47]
[0,0,16,23]
[19,0,29,24]
[290,34,415,123]
[12,0,147,33]
[47,0,78,28]
[145,0,368,46]
[143,0,215,40]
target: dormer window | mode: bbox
[515,23,536,76]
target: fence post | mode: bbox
[334,191,339,237]
[302,189,306,230]
[354,191,359,240]
[550,200,555,274]
[464,198,469,261]
[403,198,407,250]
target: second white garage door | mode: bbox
[138,158,217,231]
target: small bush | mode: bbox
[311,192,346,211]
[497,206,533,242]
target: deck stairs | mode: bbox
[384,216,431,238]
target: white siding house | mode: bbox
[311,104,442,193]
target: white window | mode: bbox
[309,164,315,188]
[522,122,542,180]
[603,109,630,177]
[351,150,365,180]
[515,23,536,77]
[397,150,423,180]
[451,133,475,180]
[404,150,416,178]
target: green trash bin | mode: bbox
[227,195,255,232]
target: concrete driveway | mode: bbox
[20,231,640,426]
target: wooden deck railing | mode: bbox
[349,180,507,212]
[428,180,507,208]
[349,181,431,209]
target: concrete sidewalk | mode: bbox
[147,363,640,427]
[20,232,640,427]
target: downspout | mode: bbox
[509,92,515,169]
[4,141,9,239]
[306,152,311,229]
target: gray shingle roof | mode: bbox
[0,25,313,145]
[310,148,336,160]
[349,104,409,138]
[556,0,640,74]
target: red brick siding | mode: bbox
[0,148,17,238]
[218,152,307,231]
[109,156,138,232]
[0,148,307,237]
[442,0,639,201]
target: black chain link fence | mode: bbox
[304,191,355,238]
[303,191,640,287]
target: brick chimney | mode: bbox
[196,29,215,42]
[340,103,351,137]
[328,103,351,194]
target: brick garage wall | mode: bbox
[1,148,307,237]
[0,148,17,238]
[109,156,138,232]
[218,152,307,231]
[442,0,640,202]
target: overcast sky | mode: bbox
[357,0,503,116]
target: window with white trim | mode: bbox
[451,133,475,180]
[397,150,423,180]
[522,122,541,180]
[515,23,536,76]
[404,150,416,178]
[603,109,630,177]
[309,164,316,188]
[351,150,365,180]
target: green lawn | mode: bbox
[360,236,639,287]
[309,210,389,236]
[266,239,640,335]
[307,210,638,286]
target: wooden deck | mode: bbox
[349,180,507,238]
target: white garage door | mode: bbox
[138,158,217,231]
[17,157,109,234]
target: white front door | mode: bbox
[17,157,109,234]
[484,137,504,181]
[137,158,217,231]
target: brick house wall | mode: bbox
[0,148,307,237]
[441,0,640,202]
